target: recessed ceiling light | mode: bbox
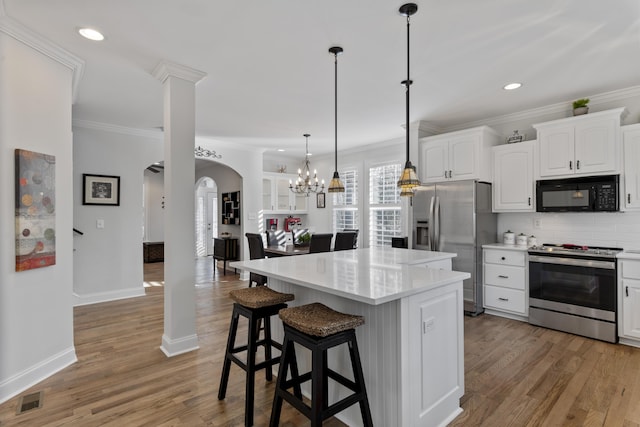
[277,149,285,152]
[78,28,105,41]
[503,82,522,90]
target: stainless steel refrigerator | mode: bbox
[412,180,497,315]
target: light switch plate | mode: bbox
[96,219,104,229]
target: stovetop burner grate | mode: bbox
[528,243,622,258]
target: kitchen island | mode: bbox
[231,247,470,427]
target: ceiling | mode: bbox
[4,0,640,155]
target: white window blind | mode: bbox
[332,169,359,233]
[369,163,402,247]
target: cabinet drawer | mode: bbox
[484,249,525,267]
[484,285,526,314]
[621,260,640,280]
[484,264,525,290]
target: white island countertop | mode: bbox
[231,247,469,305]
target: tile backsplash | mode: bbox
[497,212,640,250]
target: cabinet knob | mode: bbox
[569,160,573,170]
[629,194,632,204]
[498,275,509,279]
[498,297,509,302]
[627,286,629,297]
[576,160,580,170]
[528,197,531,206]
[501,256,506,260]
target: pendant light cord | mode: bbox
[334,51,338,171]
[405,14,411,164]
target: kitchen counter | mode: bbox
[231,247,469,427]
[482,243,530,251]
[231,247,462,305]
[618,251,640,260]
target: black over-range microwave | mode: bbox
[536,174,619,212]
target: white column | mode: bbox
[152,61,206,357]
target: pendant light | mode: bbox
[397,3,420,197]
[328,46,345,193]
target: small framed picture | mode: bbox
[82,174,120,206]
[316,192,326,209]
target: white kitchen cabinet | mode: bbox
[618,256,640,347]
[419,126,500,183]
[483,246,528,321]
[262,173,308,213]
[534,108,626,178]
[622,124,640,211]
[492,141,535,212]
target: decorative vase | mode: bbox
[573,106,589,116]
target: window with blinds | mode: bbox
[369,163,402,247]
[332,169,359,233]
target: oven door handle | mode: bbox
[528,255,616,270]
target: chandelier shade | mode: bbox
[397,3,420,196]
[289,134,325,196]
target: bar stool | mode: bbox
[218,286,295,427]
[269,303,373,427]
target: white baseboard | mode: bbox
[0,346,77,405]
[73,287,146,306]
[160,333,199,357]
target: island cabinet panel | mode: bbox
[401,281,464,427]
[268,277,464,427]
[618,257,640,347]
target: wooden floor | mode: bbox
[1,259,640,426]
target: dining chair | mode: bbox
[266,230,286,247]
[343,229,359,248]
[334,232,358,251]
[308,233,333,254]
[245,233,268,286]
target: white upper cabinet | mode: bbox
[263,173,308,213]
[492,141,536,212]
[419,126,500,183]
[534,108,626,178]
[623,124,640,211]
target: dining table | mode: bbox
[264,244,310,257]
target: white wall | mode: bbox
[73,125,163,305]
[144,169,165,242]
[0,32,77,403]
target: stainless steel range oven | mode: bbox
[528,244,622,343]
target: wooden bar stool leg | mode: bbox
[218,308,240,400]
[310,348,326,427]
[269,335,292,427]
[263,316,273,381]
[245,314,259,427]
[348,336,373,427]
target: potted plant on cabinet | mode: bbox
[572,98,590,116]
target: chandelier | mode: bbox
[289,134,325,196]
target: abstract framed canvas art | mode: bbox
[15,149,56,271]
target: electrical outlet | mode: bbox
[96,219,104,229]
[533,218,542,229]
[423,317,435,334]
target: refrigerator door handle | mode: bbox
[428,196,436,250]
[434,196,441,251]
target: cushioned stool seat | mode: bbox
[278,302,364,337]
[270,303,373,427]
[218,287,295,427]
[230,286,294,309]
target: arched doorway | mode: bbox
[195,177,217,257]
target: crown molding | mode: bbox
[73,119,164,139]
[442,85,640,133]
[0,2,85,103]
[152,60,207,84]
